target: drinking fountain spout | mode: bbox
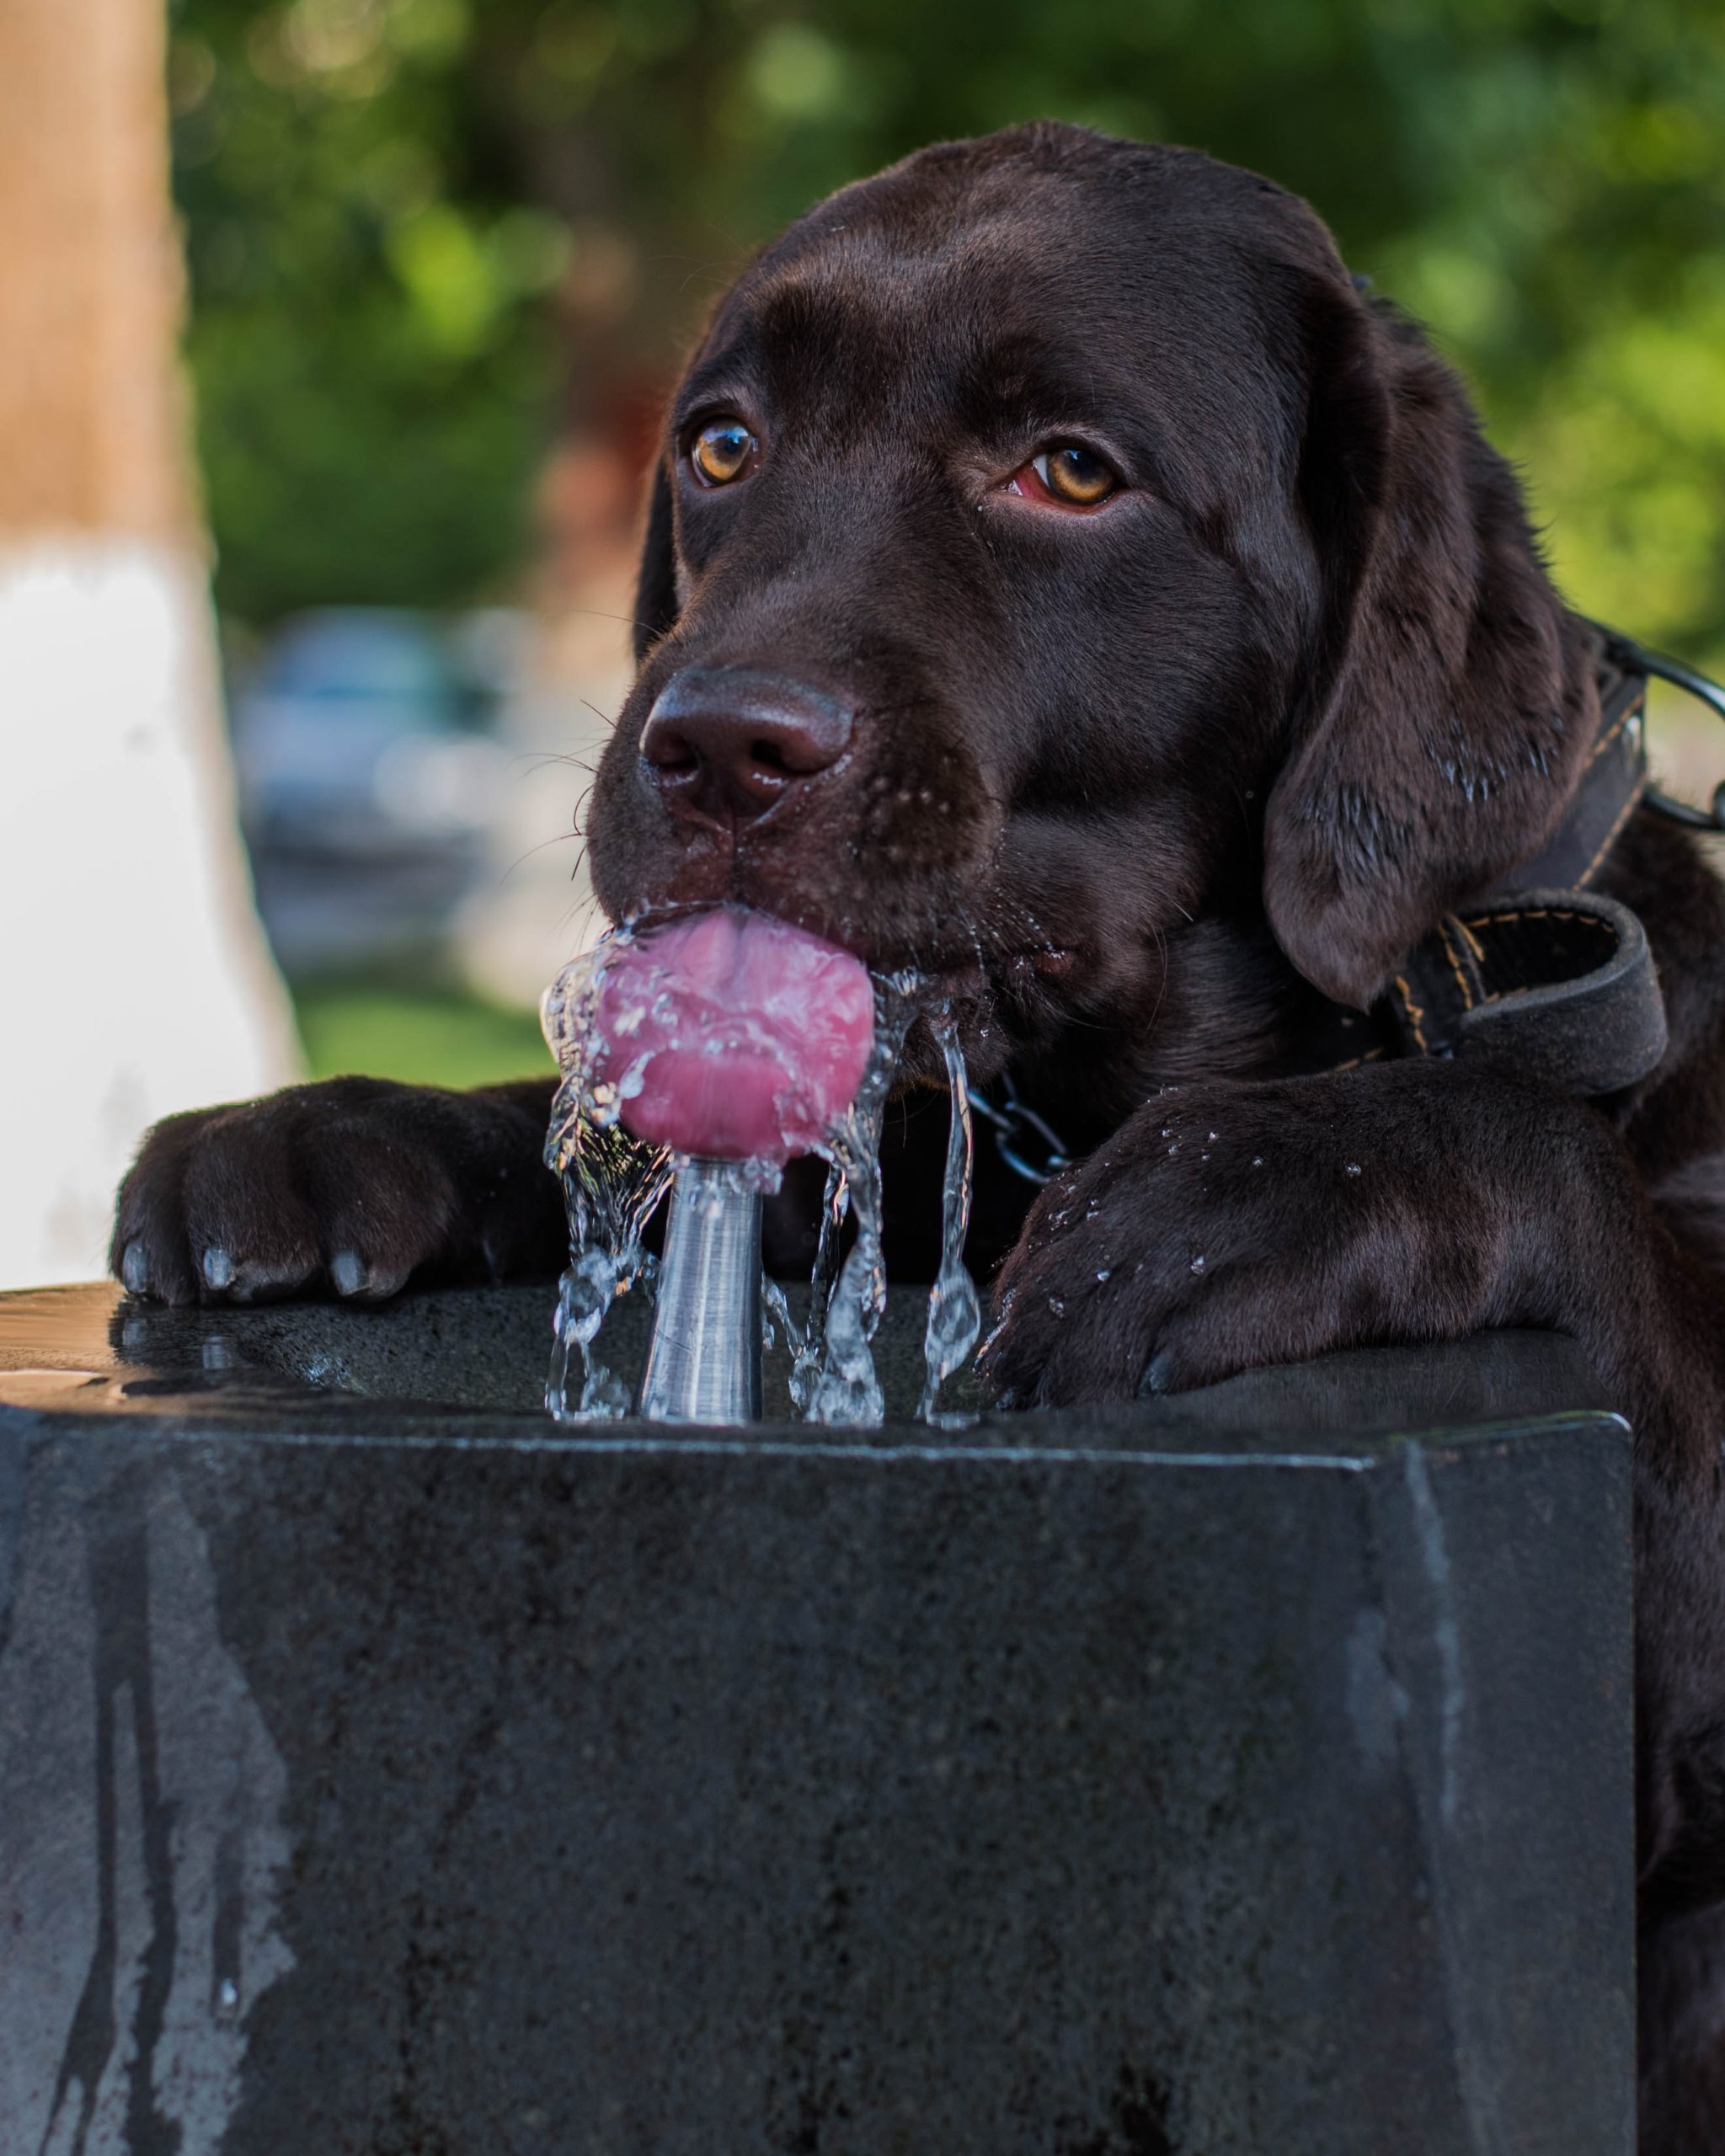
[636,1161,763,1424]
[541,906,928,1431]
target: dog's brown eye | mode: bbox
[691,419,759,487]
[1035,445,1115,506]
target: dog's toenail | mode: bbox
[330,1250,366,1297]
[122,1241,149,1294]
[202,1247,235,1290]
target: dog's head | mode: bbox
[586,123,1594,1099]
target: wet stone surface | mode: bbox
[0,1283,1634,2154]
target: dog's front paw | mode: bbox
[111,1075,561,1306]
[976,1070,1503,1409]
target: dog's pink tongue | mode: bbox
[594,908,874,1163]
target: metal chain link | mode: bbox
[966,1075,1074,1187]
[1623,636,1725,834]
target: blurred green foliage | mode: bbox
[173,0,1725,660]
[293,981,552,1086]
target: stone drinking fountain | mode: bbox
[0,905,1636,2153]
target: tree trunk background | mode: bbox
[0,0,193,539]
[0,0,299,1289]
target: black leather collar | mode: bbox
[1382,884,1664,1097]
[1480,622,1649,898]
[1287,618,1683,1099]
[1378,619,1669,1097]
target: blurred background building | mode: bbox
[2,0,1723,1285]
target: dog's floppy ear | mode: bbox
[1262,285,1594,1010]
[632,452,679,666]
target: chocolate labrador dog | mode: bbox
[113,123,1725,2144]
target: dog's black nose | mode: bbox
[640,667,854,820]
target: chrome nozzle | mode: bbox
[635,1160,763,1425]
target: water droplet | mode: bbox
[1167,1142,1180,1156]
[1190,1256,1206,1274]
[1095,1268,1112,1283]
[1048,1295,1066,1317]
[1345,1162,1362,1176]
[1207,1131,1218,1141]
[1251,1156,1263,1167]
[215,1977,240,2020]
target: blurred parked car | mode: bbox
[230,609,518,977]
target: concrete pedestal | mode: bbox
[0,1283,1633,2154]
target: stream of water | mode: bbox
[540,940,983,1428]
[916,1004,981,1425]
[541,935,672,1420]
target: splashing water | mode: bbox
[541,922,984,1428]
[541,935,673,1420]
[772,995,979,1423]
[787,1161,847,1417]
[916,1002,982,1424]
[800,972,920,1426]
